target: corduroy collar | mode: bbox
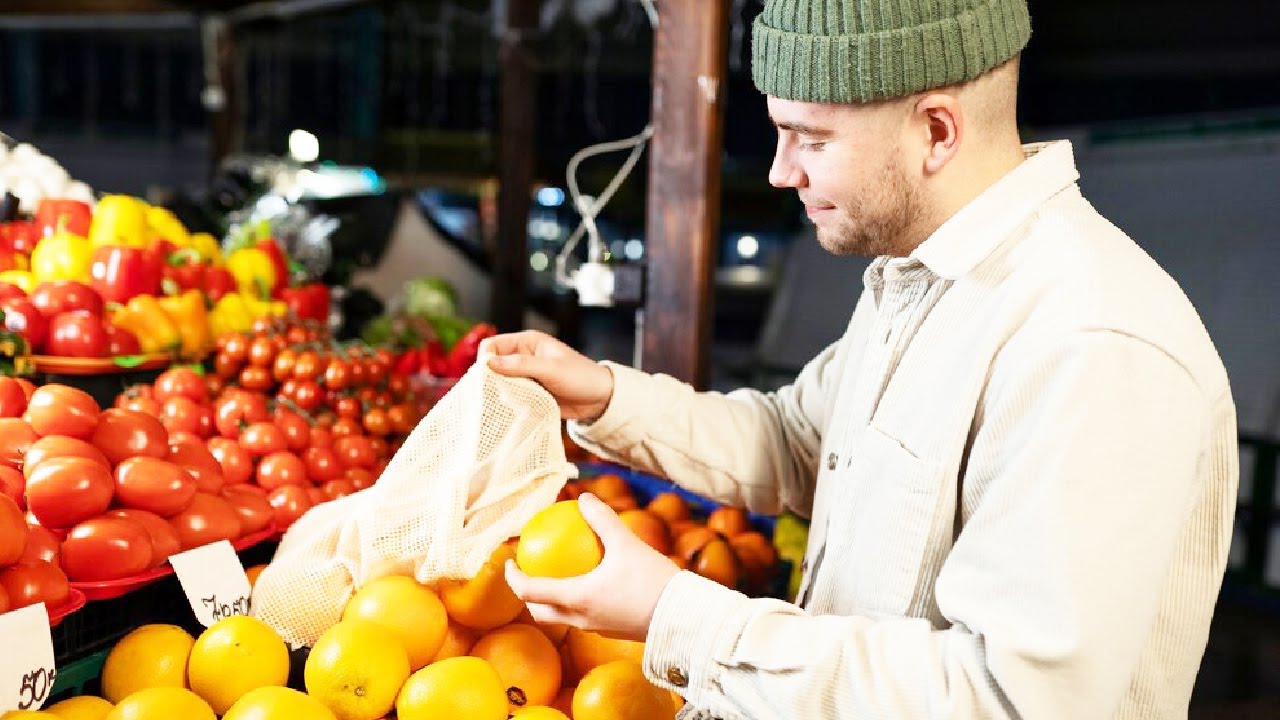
[911,140,1080,280]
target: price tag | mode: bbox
[169,540,253,627]
[0,603,57,712]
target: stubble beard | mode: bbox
[813,160,923,259]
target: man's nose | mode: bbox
[769,143,804,189]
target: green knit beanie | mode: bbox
[752,0,1031,103]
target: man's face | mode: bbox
[766,96,923,258]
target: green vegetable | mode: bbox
[402,277,458,318]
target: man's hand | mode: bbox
[504,493,681,642]
[479,331,615,422]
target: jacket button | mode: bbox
[666,666,689,687]
[827,453,838,470]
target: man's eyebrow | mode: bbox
[770,119,834,138]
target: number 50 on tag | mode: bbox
[0,603,56,712]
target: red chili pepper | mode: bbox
[89,246,162,304]
[421,341,448,377]
[394,349,421,376]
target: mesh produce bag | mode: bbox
[252,364,575,647]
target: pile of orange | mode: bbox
[561,472,780,596]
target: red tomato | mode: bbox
[334,396,361,419]
[207,437,253,486]
[220,485,274,534]
[121,396,162,418]
[321,478,356,501]
[330,418,362,438]
[46,311,110,357]
[333,436,376,470]
[247,337,276,368]
[345,467,375,491]
[114,456,198,517]
[307,487,328,505]
[292,351,323,381]
[274,411,311,452]
[221,334,250,363]
[168,492,243,550]
[103,509,182,567]
[92,408,168,465]
[105,324,142,356]
[205,374,226,399]
[368,438,389,461]
[0,297,49,352]
[387,404,415,435]
[256,451,308,491]
[30,281,103,317]
[292,380,323,413]
[0,494,26,565]
[14,379,35,402]
[0,377,29,418]
[160,396,206,437]
[302,447,342,484]
[153,367,208,405]
[60,517,154,581]
[23,436,110,480]
[239,422,287,458]
[0,466,23,508]
[308,426,332,450]
[23,384,101,439]
[19,525,60,565]
[273,349,298,383]
[0,418,38,468]
[267,486,313,531]
[166,430,202,447]
[167,440,224,494]
[0,282,25,302]
[214,391,270,439]
[238,365,274,392]
[0,561,70,609]
[361,408,390,437]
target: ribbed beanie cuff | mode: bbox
[752,0,1031,103]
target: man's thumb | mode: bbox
[577,493,629,546]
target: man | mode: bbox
[483,0,1239,717]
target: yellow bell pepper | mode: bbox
[243,293,286,319]
[157,290,211,361]
[147,206,191,247]
[209,293,254,336]
[0,271,34,293]
[226,248,277,299]
[31,228,93,283]
[89,195,150,248]
[110,295,182,355]
[190,232,224,266]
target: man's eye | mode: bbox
[798,141,826,151]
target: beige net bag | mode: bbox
[251,364,575,647]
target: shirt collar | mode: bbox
[911,140,1081,280]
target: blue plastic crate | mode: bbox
[577,462,777,536]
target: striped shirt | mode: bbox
[570,141,1238,719]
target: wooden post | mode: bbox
[204,15,239,173]
[492,0,540,333]
[641,0,729,388]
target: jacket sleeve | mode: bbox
[641,331,1216,719]
[567,336,843,518]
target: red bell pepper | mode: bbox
[34,199,92,238]
[162,251,207,295]
[279,283,330,323]
[0,221,39,255]
[394,349,421,376]
[89,246,162,305]
[443,323,496,378]
[421,341,448,377]
[204,267,236,302]
[256,238,290,298]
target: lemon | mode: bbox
[0,712,61,719]
[104,687,215,720]
[304,619,410,720]
[395,656,507,720]
[222,686,336,720]
[46,696,113,720]
[512,706,571,719]
[186,616,290,715]
[342,575,447,670]
[101,625,194,703]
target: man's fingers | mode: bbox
[504,559,584,608]
[524,602,581,627]
[487,353,562,382]
[478,331,551,359]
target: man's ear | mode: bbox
[914,93,963,175]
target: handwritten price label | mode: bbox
[0,603,56,712]
[169,540,253,627]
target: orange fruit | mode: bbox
[222,686,336,719]
[396,656,507,720]
[730,530,779,590]
[517,501,604,578]
[104,687,216,720]
[512,707,571,719]
[343,575,448,670]
[588,474,630,501]
[572,661,674,720]
[245,564,267,588]
[673,527,719,561]
[432,620,481,662]
[646,493,690,526]
[46,696,113,720]
[562,628,645,684]
[470,623,562,710]
[617,510,671,554]
[186,616,290,715]
[101,624,195,703]
[515,607,570,645]
[304,619,410,720]
[439,544,525,630]
[669,690,686,712]
[691,537,741,589]
[667,554,689,570]
[603,495,638,512]
[668,519,700,538]
[551,686,576,716]
[706,507,749,537]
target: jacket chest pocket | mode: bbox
[833,424,945,617]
